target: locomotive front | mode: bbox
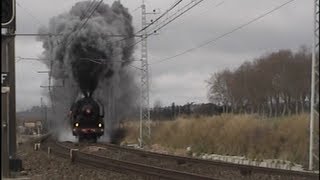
[70,97,104,142]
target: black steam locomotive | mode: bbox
[69,96,104,142]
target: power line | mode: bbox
[64,0,104,48]
[131,5,142,13]
[55,1,96,44]
[16,1,45,27]
[71,0,99,30]
[43,0,103,105]
[15,57,46,62]
[15,56,140,62]
[192,0,225,18]
[80,57,141,62]
[54,0,103,46]
[153,0,224,32]
[80,0,97,19]
[109,0,184,47]
[150,0,205,34]
[14,33,141,37]
[79,58,142,70]
[146,0,204,35]
[151,0,296,65]
[17,0,202,70]
[53,0,193,48]
[112,0,206,54]
[16,0,101,47]
[126,0,206,49]
[15,56,142,70]
[136,0,183,34]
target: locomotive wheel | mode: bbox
[78,136,97,143]
[78,136,84,143]
[91,136,97,143]
[93,138,97,143]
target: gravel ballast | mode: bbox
[16,140,143,180]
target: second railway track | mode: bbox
[37,136,217,180]
[35,134,318,180]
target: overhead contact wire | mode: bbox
[151,0,296,65]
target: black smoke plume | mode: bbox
[38,1,139,141]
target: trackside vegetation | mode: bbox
[123,114,315,168]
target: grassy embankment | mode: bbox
[123,114,315,167]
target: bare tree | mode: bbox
[207,70,233,113]
[207,47,312,116]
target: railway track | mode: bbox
[97,143,319,179]
[35,135,217,180]
[34,134,318,180]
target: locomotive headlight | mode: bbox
[75,123,79,127]
[98,123,102,128]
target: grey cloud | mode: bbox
[15,0,313,110]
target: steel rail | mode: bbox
[100,143,319,179]
[42,141,218,180]
[34,135,318,179]
[75,151,217,180]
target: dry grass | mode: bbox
[123,114,312,166]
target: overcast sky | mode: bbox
[14,0,313,111]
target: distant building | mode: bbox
[20,119,42,135]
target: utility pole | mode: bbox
[2,30,11,178]
[110,85,115,135]
[41,97,43,132]
[8,27,17,163]
[2,0,22,176]
[39,69,63,133]
[40,97,47,133]
[309,0,319,171]
[112,85,116,129]
[139,0,152,147]
[38,36,63,114]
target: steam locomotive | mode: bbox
[69,96,104,142]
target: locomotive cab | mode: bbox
[70,96,105,142]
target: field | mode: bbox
[123,114,315,168]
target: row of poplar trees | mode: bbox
[207,46,318,117]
